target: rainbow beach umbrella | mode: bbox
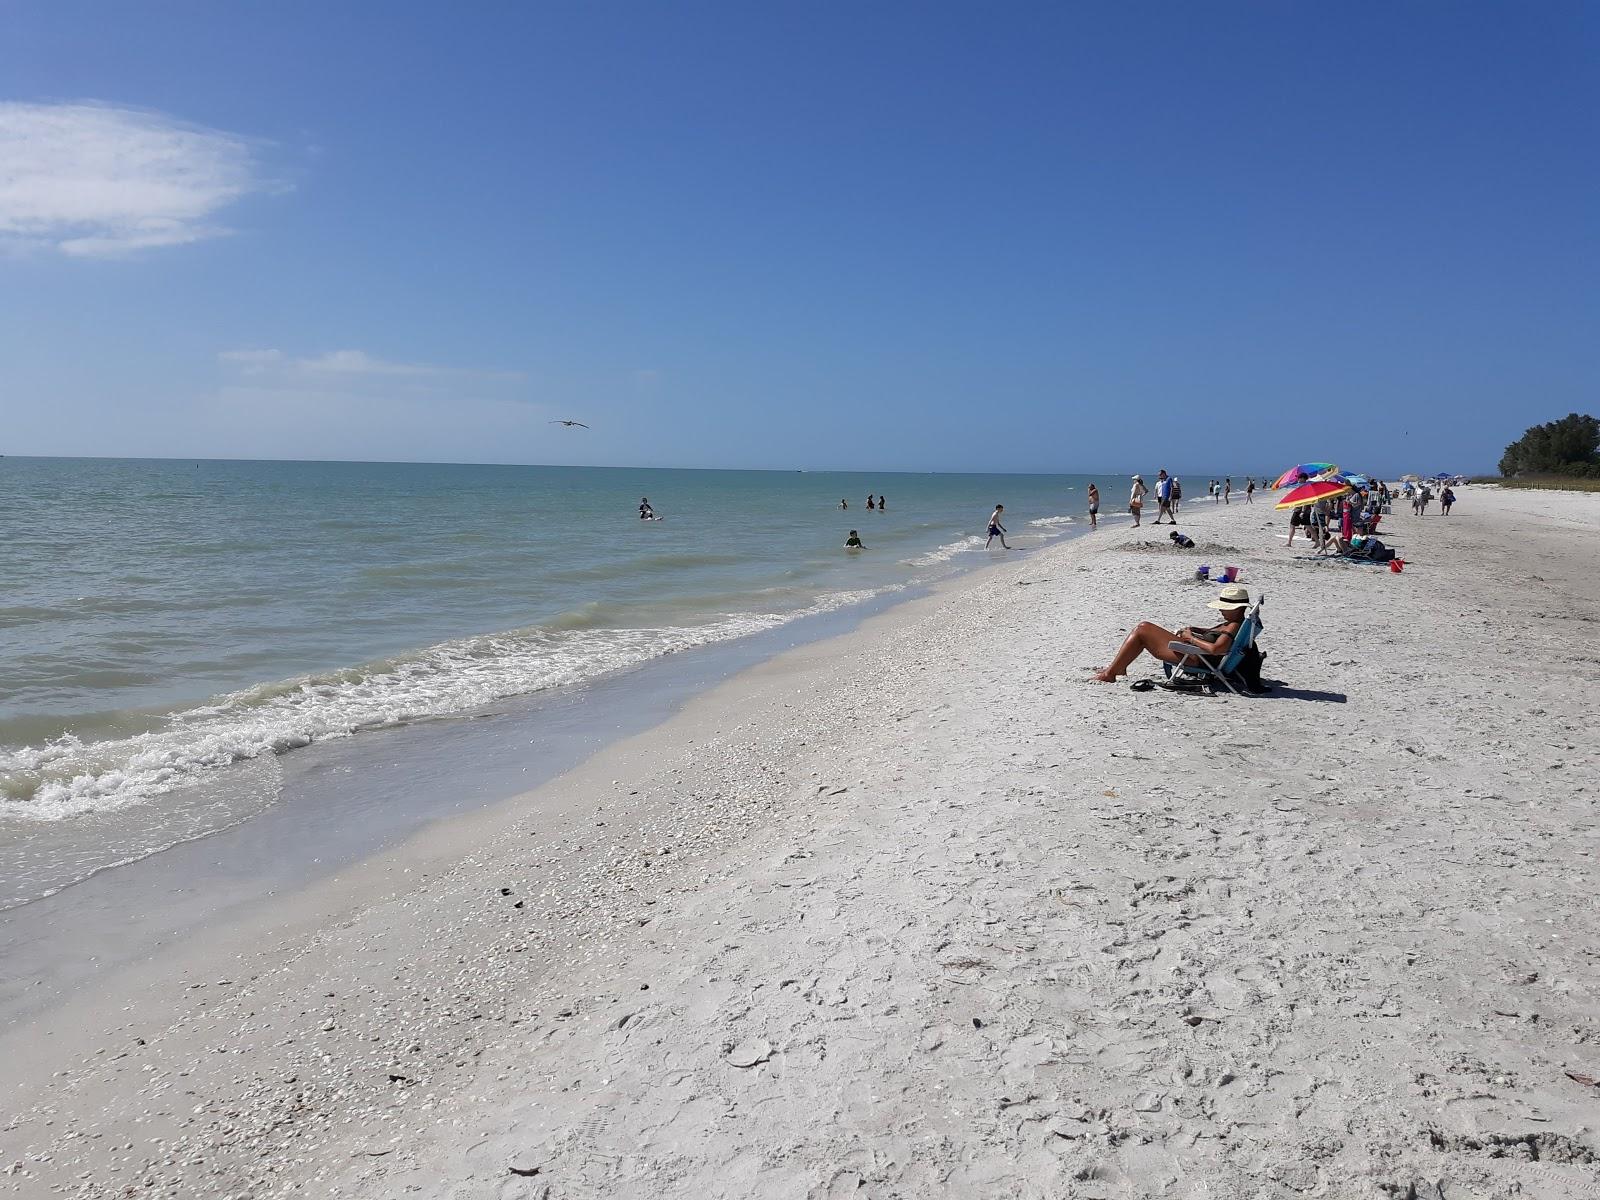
[1272,463,1337,490]
[1275,479,1353,510]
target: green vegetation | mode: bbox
[1498,413,1600,479]
[1475,476,1600,493]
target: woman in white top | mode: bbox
[1129,475,1148,528]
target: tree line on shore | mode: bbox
[1498,413,1600,480]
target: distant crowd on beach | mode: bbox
[646,471,1460,560]
[1118,473,1258,528]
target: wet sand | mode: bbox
[3,487,1598,1199]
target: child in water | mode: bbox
[844,530,866,549]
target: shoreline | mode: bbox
[4,487,1598,1198]
[0,506,1102,1031]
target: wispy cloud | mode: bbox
[0,101,276,258]
[219,348,524,383]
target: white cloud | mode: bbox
[0,101,274,258]
[219,348,524,383]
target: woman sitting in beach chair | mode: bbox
[1093,584,1250,683]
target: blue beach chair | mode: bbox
[1162,595,1265,695]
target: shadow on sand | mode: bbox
[1266,685,1347,703]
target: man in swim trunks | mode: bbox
[1087,483,1100,529]
[1154,469,1175,524]
[986,504,1011,549]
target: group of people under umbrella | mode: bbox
[1272,463,1414,559]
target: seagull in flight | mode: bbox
[550,419,590,429]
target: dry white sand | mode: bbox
[3,486,1599,1199]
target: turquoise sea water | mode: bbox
[1,458,1102,904]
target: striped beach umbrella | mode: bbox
[1272,463,1337,490]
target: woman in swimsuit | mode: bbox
[1093,585,1250,682]
[1087,483,1100,529]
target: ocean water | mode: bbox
[0,457,1100,908]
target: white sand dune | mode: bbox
[3,487,1598,1199]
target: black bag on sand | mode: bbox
[1235,644,1269,694]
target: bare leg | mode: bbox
[1094,622,1183,682]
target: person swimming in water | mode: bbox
[866,495,875,510]
[840,499,848,509]
[877,495,886,511]
[639,497,655,519]
[844,530,866,549]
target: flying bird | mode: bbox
[550,419,590,429]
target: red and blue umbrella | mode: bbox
[1274,479,1353,510]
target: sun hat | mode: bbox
[1207,583,1250,610]
[1132,473,1144,480]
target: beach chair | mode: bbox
[1162,595,1265,695]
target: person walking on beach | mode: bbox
[1246,477,1256,503]
[1087,482,1100,529]
[1171,476,1182,516]
[1287,500,1310,548]
[986,504,1011,549]
[1224,477,1233,504]
[1154,469,1175,524]
[1441,486,1455,515]
[1129,475,1147,527]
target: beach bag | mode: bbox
[1235,644,1267,693]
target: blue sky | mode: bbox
[2,2,1595,476]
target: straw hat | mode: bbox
[1207,583,1250,610]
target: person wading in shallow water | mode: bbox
[986,504,1011,549]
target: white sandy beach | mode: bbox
[4,486,1599,1199]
